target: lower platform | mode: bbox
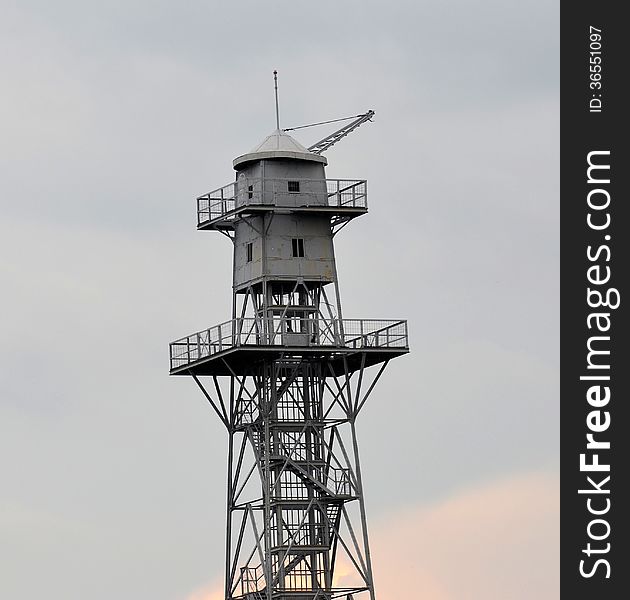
[169,317,408,376]
[169,344,407,376]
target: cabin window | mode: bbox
[248,184,253,199]
[246,242,253,262]
[292,238,305,258]
[288,180,300,193]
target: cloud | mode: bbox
[370,470,559,600]
[184,582,223,600]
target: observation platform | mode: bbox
[197,178,368,231]
[169,317,408,376]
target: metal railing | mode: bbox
[324,466,353,497]
[169,317,408,370]
[241,564,265,595]
[197,178,367,226]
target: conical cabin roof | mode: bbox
[233,129,327,169]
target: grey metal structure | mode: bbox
[169,106,408,600]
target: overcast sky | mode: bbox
[1,1,558,599]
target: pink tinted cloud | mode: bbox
[370,470,559,600]
[184,582,223,600]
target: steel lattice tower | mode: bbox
[169,102,409,600]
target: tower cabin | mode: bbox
[231,129,336,312]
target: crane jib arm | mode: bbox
[307,110,375,154]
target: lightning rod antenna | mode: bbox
[273,70,280,130]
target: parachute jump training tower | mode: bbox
[169,73,409,600]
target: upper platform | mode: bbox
[197,178,368,231]
[169,317,408,376]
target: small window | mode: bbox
[288,180,300,193]
[246,242,253,262]
[247,184,253,200]
[291,238,304,258]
